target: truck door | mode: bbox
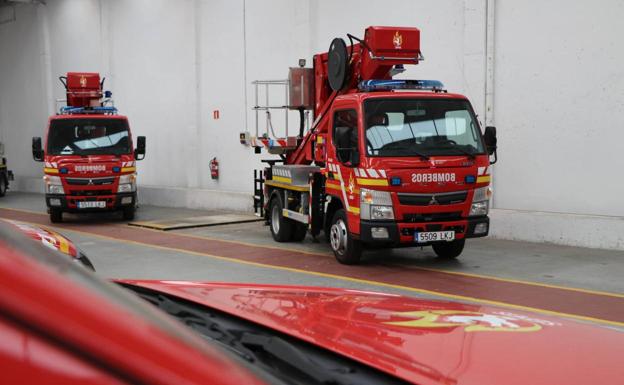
[328,107,362,234]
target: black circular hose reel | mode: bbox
[327,38,349,91]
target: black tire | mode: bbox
[329,209,362,265]
[50,209,62,223]
[0,174,6,197]
[123,206,136,221]
[269,196,293,242]
[432,239,465,259]
[291,223,308,242]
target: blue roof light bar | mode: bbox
[60,106,118,115]
[358,79,445,92]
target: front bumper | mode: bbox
[46,192,136,213]
[358,216,489,245]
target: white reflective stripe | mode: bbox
[354,168,360,177]
[334,166,351,213]
[51,162,58,168]
[358,168,367,177]
[379,169,386,178]
[45,162,51,168]
[484,166,489,175]
[367,169,379,178]
[478,167,485,175]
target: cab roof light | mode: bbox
[358,79,445,92]
[59,106,118,115]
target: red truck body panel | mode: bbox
[0,225,264,385]
[123,280,624,385]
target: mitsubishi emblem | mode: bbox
[88,179,94,185]
[429,195,438,205]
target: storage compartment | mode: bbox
[288,67,314,110]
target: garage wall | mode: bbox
[489,0,624,249]
[1,0,623,249]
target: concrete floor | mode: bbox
[2,191,624,330]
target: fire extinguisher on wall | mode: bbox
[209,157,219,180]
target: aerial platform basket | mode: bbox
[246,66,314,155]
[56,72,116,115]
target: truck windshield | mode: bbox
[47,118,130,156]
[364,98,485,157]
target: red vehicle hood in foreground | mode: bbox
[120,280,624,385]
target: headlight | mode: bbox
[370,205,394,220]
[118,173,136,193]
[44,175,64,194]
[469,201,489,216]
[117,183,135,193]
[469,186,492,216]
[360,188,393,205]
[119,173,136,184]
[360,188,394,220]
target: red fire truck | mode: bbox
[32,72,146,223]
[248,27,498,264]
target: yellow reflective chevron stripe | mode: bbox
[325,183,341,191]
[272,176,292,184]
[356,178,389,186]
[44,168,59,174]
[477,175,491,183]
[121,167,136,173]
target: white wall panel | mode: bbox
[493,0,624,216]
[0,5,49,187]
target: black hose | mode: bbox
[298,107,305,138]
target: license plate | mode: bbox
[77,201,106,209]
[415,231,455,243]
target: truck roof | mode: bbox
[338,90,469,102]
[49,114,128,121]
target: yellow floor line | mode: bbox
[17,219,624,329]
[3,206,624,299]
[402,266,624,299]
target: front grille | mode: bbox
[398,191,467,206]
[403,211,463,223]
[69,189,114,196]
[66,177,115,186]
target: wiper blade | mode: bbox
[380,148,430,160]
[240,333,338,384]
[432,140,476,159]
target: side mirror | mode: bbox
[484,126,498,164]
[134,136,146,160]
[32,137,44,162]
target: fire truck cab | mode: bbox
[249,27,498,264]
[32,72,146,223]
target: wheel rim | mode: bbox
[271,203,280,234]
[330,218,347,255]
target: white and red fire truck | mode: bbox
[247,26,498,264]
[32,72,146,223]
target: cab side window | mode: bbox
[332,109,358,165]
